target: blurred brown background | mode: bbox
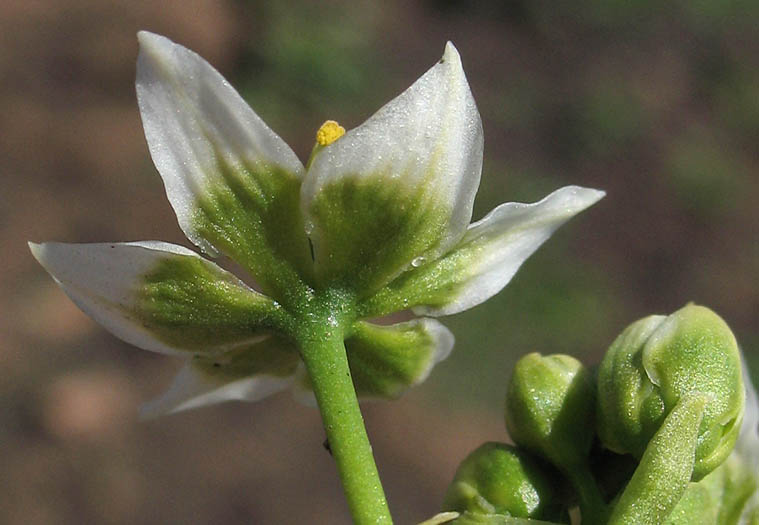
[2,1,758,523]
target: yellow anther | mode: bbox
[315,120,345,146]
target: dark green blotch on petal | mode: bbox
[359,239,481,317]
[308,173,451,295]
[191,334,300,380]
[135,255,283,352]
[191,157,313,306]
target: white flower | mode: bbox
[30,32,604,417]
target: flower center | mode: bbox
[316,120,345,146]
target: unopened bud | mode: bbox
[442,442,559,520]
[505,353,595,470]
[597,304,744,480]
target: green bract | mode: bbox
[662,453,756,525]
[597,304,744,481]
[608,393,708,524]
[613,360,759,525]
[29,32,603,416]
[442,442,561,521]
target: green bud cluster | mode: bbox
[440,304,756,525]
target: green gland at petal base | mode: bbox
[344,318,453,398]
[137,32,312,306]
[29,241,288,357]
[597,304,744,480]
[505,353,595,471]
[443,442,564,521]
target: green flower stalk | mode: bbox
[29,32,604,524]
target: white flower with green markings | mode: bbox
[30,32,604,419]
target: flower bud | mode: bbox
[442,442,559,519]
[504,353,595,470]
[597,304,744,480]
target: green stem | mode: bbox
[297,296,392,525]
[565,466,607,525]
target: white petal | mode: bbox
[415,186,605,316]
[416,512,460,525]
[140,362,294,418]
[412,318,455,383]
[291,362,317,407]
[29,241,267,356]
[136,31,305,256]
[302,42,483,283]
